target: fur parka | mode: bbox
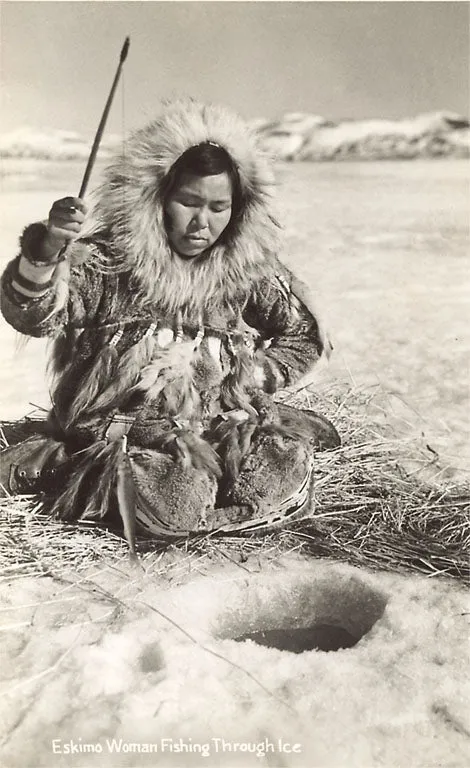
[0,98,338,544]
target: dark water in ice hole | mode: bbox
[234,625,359,653]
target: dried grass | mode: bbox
[1,383,469,584]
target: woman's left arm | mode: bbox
[243,266,332,392]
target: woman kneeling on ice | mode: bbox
[0,99,340,551]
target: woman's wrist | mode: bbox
[18,255,57,280]
[12,256,58,298]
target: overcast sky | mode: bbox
[1,2,468,136]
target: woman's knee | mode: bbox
[220,430,313,513]
[130,448,218,533]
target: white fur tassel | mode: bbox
[134,338,197,401]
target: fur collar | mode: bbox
[85,98,282,318]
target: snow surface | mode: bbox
[0,554,469,767]
[0,142,468,768]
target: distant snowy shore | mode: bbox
[1,110,468,162]
[0,128,121,162]
[255,110,469,161]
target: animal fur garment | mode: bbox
[65,341,120,427]
[50,439,121,522]
[85,333,158,416]
[0,98,339,536]
[131,338,202,417]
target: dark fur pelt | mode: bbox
[155,427,221,478]
[219,333,259,415]
[65,344,120,427]
[86,335,157,416]
[51,439,122,522]
[210,398,340,490]
[51,436,139,554]
[210,411,259,487]
[276,403,341,451]
[49,326,82,375]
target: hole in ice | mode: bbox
[233,624,359,653]
[216,569,388,654]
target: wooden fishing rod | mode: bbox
[54,39,130,265]
[78,36,130,198]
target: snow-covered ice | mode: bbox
[0,554,468,767]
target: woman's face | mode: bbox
[165,172,233,258]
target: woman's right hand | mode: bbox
[41,197,88,261]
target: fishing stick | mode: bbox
[78,36,130,198]
[54,39,129,260]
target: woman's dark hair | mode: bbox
[162,142,244,237]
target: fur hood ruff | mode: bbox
[87,98,282,317]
